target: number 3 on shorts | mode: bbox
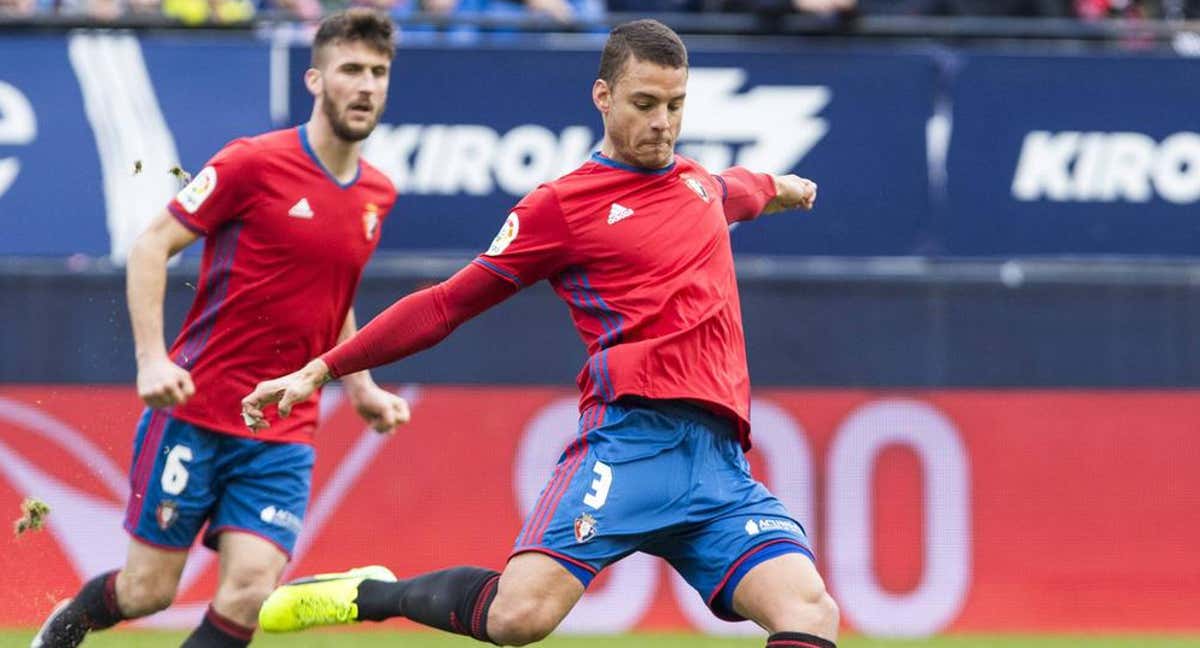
[583,461,612,509]
[161,444,194,495]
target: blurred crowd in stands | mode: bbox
[0,0,1196,29]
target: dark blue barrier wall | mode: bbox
[3,261,1198,386]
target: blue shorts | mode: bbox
[123,409,314,557]
[512,398,814,621]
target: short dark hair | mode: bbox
[597,19,688,88]
[311,8,396,68]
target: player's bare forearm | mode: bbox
[127,211,200,407]
[127,212,197,365]
[762,174,817,215]
[126,234,171,366]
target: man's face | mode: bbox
[596,56,687,169]
[312,40,391,142]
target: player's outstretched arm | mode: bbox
[127,210,201,409]
[719,167,817,223]
[763,174,818,215]
[241,263,517,430]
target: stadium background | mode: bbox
[2,3,1200,644]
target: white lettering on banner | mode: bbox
[677,68,829,174]
[364,124,594,197]
[827,399,971,638]
[363,69,830,198]
[1012,130,1200,204]
[0,81,37,201]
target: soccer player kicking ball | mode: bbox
[32,9,410,648]
[243,19,837,648]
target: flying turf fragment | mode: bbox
[13,497,50,535]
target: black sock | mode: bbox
[766,631,837,648]
[357,566,500,642]
[179,606,254,647]
[36,570,125,647]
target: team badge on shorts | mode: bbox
[682,174,710,203]
[574,512,598,543]
[362,203,380,241]
[156,500,179,530]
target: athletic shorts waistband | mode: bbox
[615,396,737,438]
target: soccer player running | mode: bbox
[243,19,838,648]
[31,9,409,648]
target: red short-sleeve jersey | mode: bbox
[472,153,776,448]
[165,126,395,443]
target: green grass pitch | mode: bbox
[3,632,1200,648]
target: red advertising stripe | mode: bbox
[1,386,1197,633]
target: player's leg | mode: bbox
[731,552,839,647]
[354,551,584,645]
[115,538,191,615]
[31,539,189,648]
[484,553,584,645]
[650,403,838,647]
[260,403,636,644]
[32,410,214,648]
[180,532,288,647]
[184,436,314,646]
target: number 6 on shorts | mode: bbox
[161,444,194,495]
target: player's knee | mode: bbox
[809,590,839,629]
[784,587,838,634]
[215,565,278,617]
[117,570,177,616]
[760,582,839,635]
[486,598,559,646]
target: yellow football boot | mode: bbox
[258,565,397,632]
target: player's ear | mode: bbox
[593,79,611,115]
[304,68,322,97]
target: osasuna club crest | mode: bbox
[362,203,379,241]
[682,174,710,202]
[574,512,598,543]
[157,500,179,530]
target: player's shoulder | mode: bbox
[537,156,613,204]
[243,127,303,156]
[354,160,398,214]
[209,128,294,165]
[358,159,397,195]
[671,153,708,175]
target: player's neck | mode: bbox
[304,119,361,184]
[598,141,671,171]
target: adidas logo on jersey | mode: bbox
[288,198,314,218]
[607,203,634,225]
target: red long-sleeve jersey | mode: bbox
[324,153,776,448]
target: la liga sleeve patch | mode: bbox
[485,212,520,256]
[176,166,218,214]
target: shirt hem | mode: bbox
[168,409,315,446]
